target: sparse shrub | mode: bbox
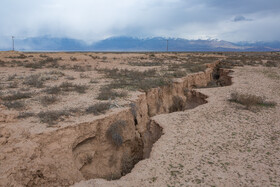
[189,64,206,72]
[24,57,61,69]
[169,96,185,112]
[47,70,65,77]
[97,87,127,100]
[85,154,93,164]
[70,56,77,61]
[97,68,173,92]
[80,73,89,79]
[3,101,25,110]
[59,82,87,93]
[229,92,277,109]
[7,74,17,81]
[37,109,74,125]
[1,91,32,101]
[57,82,73,91]
[128,61,161,66]
[7,54,27,59]
[39,95,58,106]
[168,61,208,74]
[66,76,75,80]
[74,84,87,94]
[101,56,108,62]
[18,54,27,59]
[39,54,48,58]
[137,77,171,91]
[18,112,35,119]
[10,60,25,67]
[89,79,98,84]
[44,82,87,94]
[86,65,92,71]
[24,74,44,88]
[100,68,157,80]
[89,55,100,59]
[8,81,18,88]
[265,61,279,67]
[217,60,237,69]
[80,154,93,165]
[24,62,43,69]
[106,120,127,147]
[171,70,186,78]
[0,60,7,67]
[86,102,111,115]
[43,57,60,68]
[20,87,30,92]
[72,65,86,72]
[44,86,61,94]
[167,63,181,71]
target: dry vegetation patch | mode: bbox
[97,68,172,92]
[218,52,280,69]
[97,87,127,100]
[3,100,25,110]
[39,95,58,106]
[86,102,111,115]
[128,61,162,66]
[37,108,79,125]
[1,91,33,101]
[106,120,127,147]
[229,92,276,109]
[44,82,88,94]
[17,112,35,119]
[0,51,278,128]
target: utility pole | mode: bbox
[166,39,169,52]
[12,36,15,51]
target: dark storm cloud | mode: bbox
[233,16,252,22]
[234,16,247,22]
[0,0,280,48]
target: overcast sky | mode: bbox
[1,0,280,48]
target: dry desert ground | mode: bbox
[0,51,279,186]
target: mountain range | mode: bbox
[3,36,280,52]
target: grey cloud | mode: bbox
[0,0,280,47]
[203,0,280,14]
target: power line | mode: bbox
[12,36,15,51]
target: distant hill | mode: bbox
[3,36,280,52]
[14,36,88,51]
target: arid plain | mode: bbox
[0,51,279,186]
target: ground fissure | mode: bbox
[0,55,234,186]
[71,61,233,181]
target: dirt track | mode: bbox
[74,66,280,186]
